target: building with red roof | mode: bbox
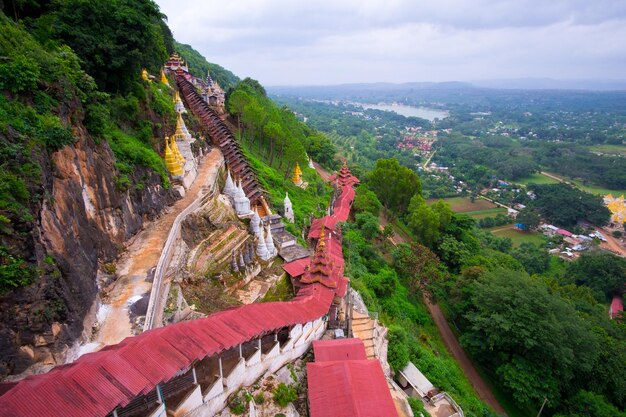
[329,162,360,188]
[610,295,623,320]
[307,338,398,417]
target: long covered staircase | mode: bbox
[176,75,270,216]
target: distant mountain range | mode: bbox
[269,78,626,94]
[468,78,626,91]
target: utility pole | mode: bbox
[536,397,548,417]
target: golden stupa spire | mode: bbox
[173,112,189,141]
[173,90,180,103]
[141,68,150,82]
[160,69,169,86]
[164,137,183,177]
[292,162,303,185]
[169,136,185,166]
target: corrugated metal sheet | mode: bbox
[307,360,398,417]
[313,339,367,362]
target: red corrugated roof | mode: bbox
[309,186,355,238]
[313,339,367,361]
[0,284,334,417]
[610,295,623,319]
[307,360,398,417]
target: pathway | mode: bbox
[422,294,506,415]
[422,149,437,170]
[380,211,506,414]
[596,227,626,257]
[86,149,223,353]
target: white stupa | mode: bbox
[264,224,277,258]
[223,170,237,198]
[284,192,294,223]
[250,207,261,234]
[255,227,270,260]
[233,179,251,215]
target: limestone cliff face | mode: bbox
[0,126,176,379]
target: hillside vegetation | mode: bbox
[174,42,240,91]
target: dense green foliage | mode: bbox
[0,245,36,295]
[453,268,626,412]
[227,78,338,176]
[174,42,239,90]
[11,0,173,93]
[565,252,626,301]
[528,183,610,226]
[368,158,421,214]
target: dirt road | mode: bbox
[83,149,222,354]
[423,294,506,415]
[596,227,626,257]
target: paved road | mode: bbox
[423,294,506,415]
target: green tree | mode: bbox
[355,212,380,240]
[461,268,600,408]
[511,243,550,275]
[353,187,383,216]
[566,252,626,301]
[407,196,441,247]
[227,89,250,133]
[556,390,626,417]
[46,0,170,92]
[516,208,541,231]
[368,158,421,215]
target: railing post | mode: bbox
[274,332,278,342]
[156,384,164,404]
[218,355,223,379]
[239,344,243,359]
[192,367,197,385]
[258,339,262,351]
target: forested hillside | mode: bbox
[174,41,240,90]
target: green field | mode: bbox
[589,144,626,156]
[429,196,498,212]
[464,207,507,219]
[488,225,545,247]
[515,172,559,185]
[517,172,625,197]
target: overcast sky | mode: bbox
[155,0,626,86]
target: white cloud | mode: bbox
[155,0,626,85]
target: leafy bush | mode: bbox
[387,325,410,372]
[39,116,74,151]
[254,392,265,404]
[408,397,428,416]
[0,55,40,93]
[272,383,297,407]
[108,130,169,188]
[0,246,36,295]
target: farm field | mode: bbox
[429,197,508,219]
[429,196,497,212]
[487,225,545,247]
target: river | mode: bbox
[355,102,449,121]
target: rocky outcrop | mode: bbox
[0,127,177,379]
